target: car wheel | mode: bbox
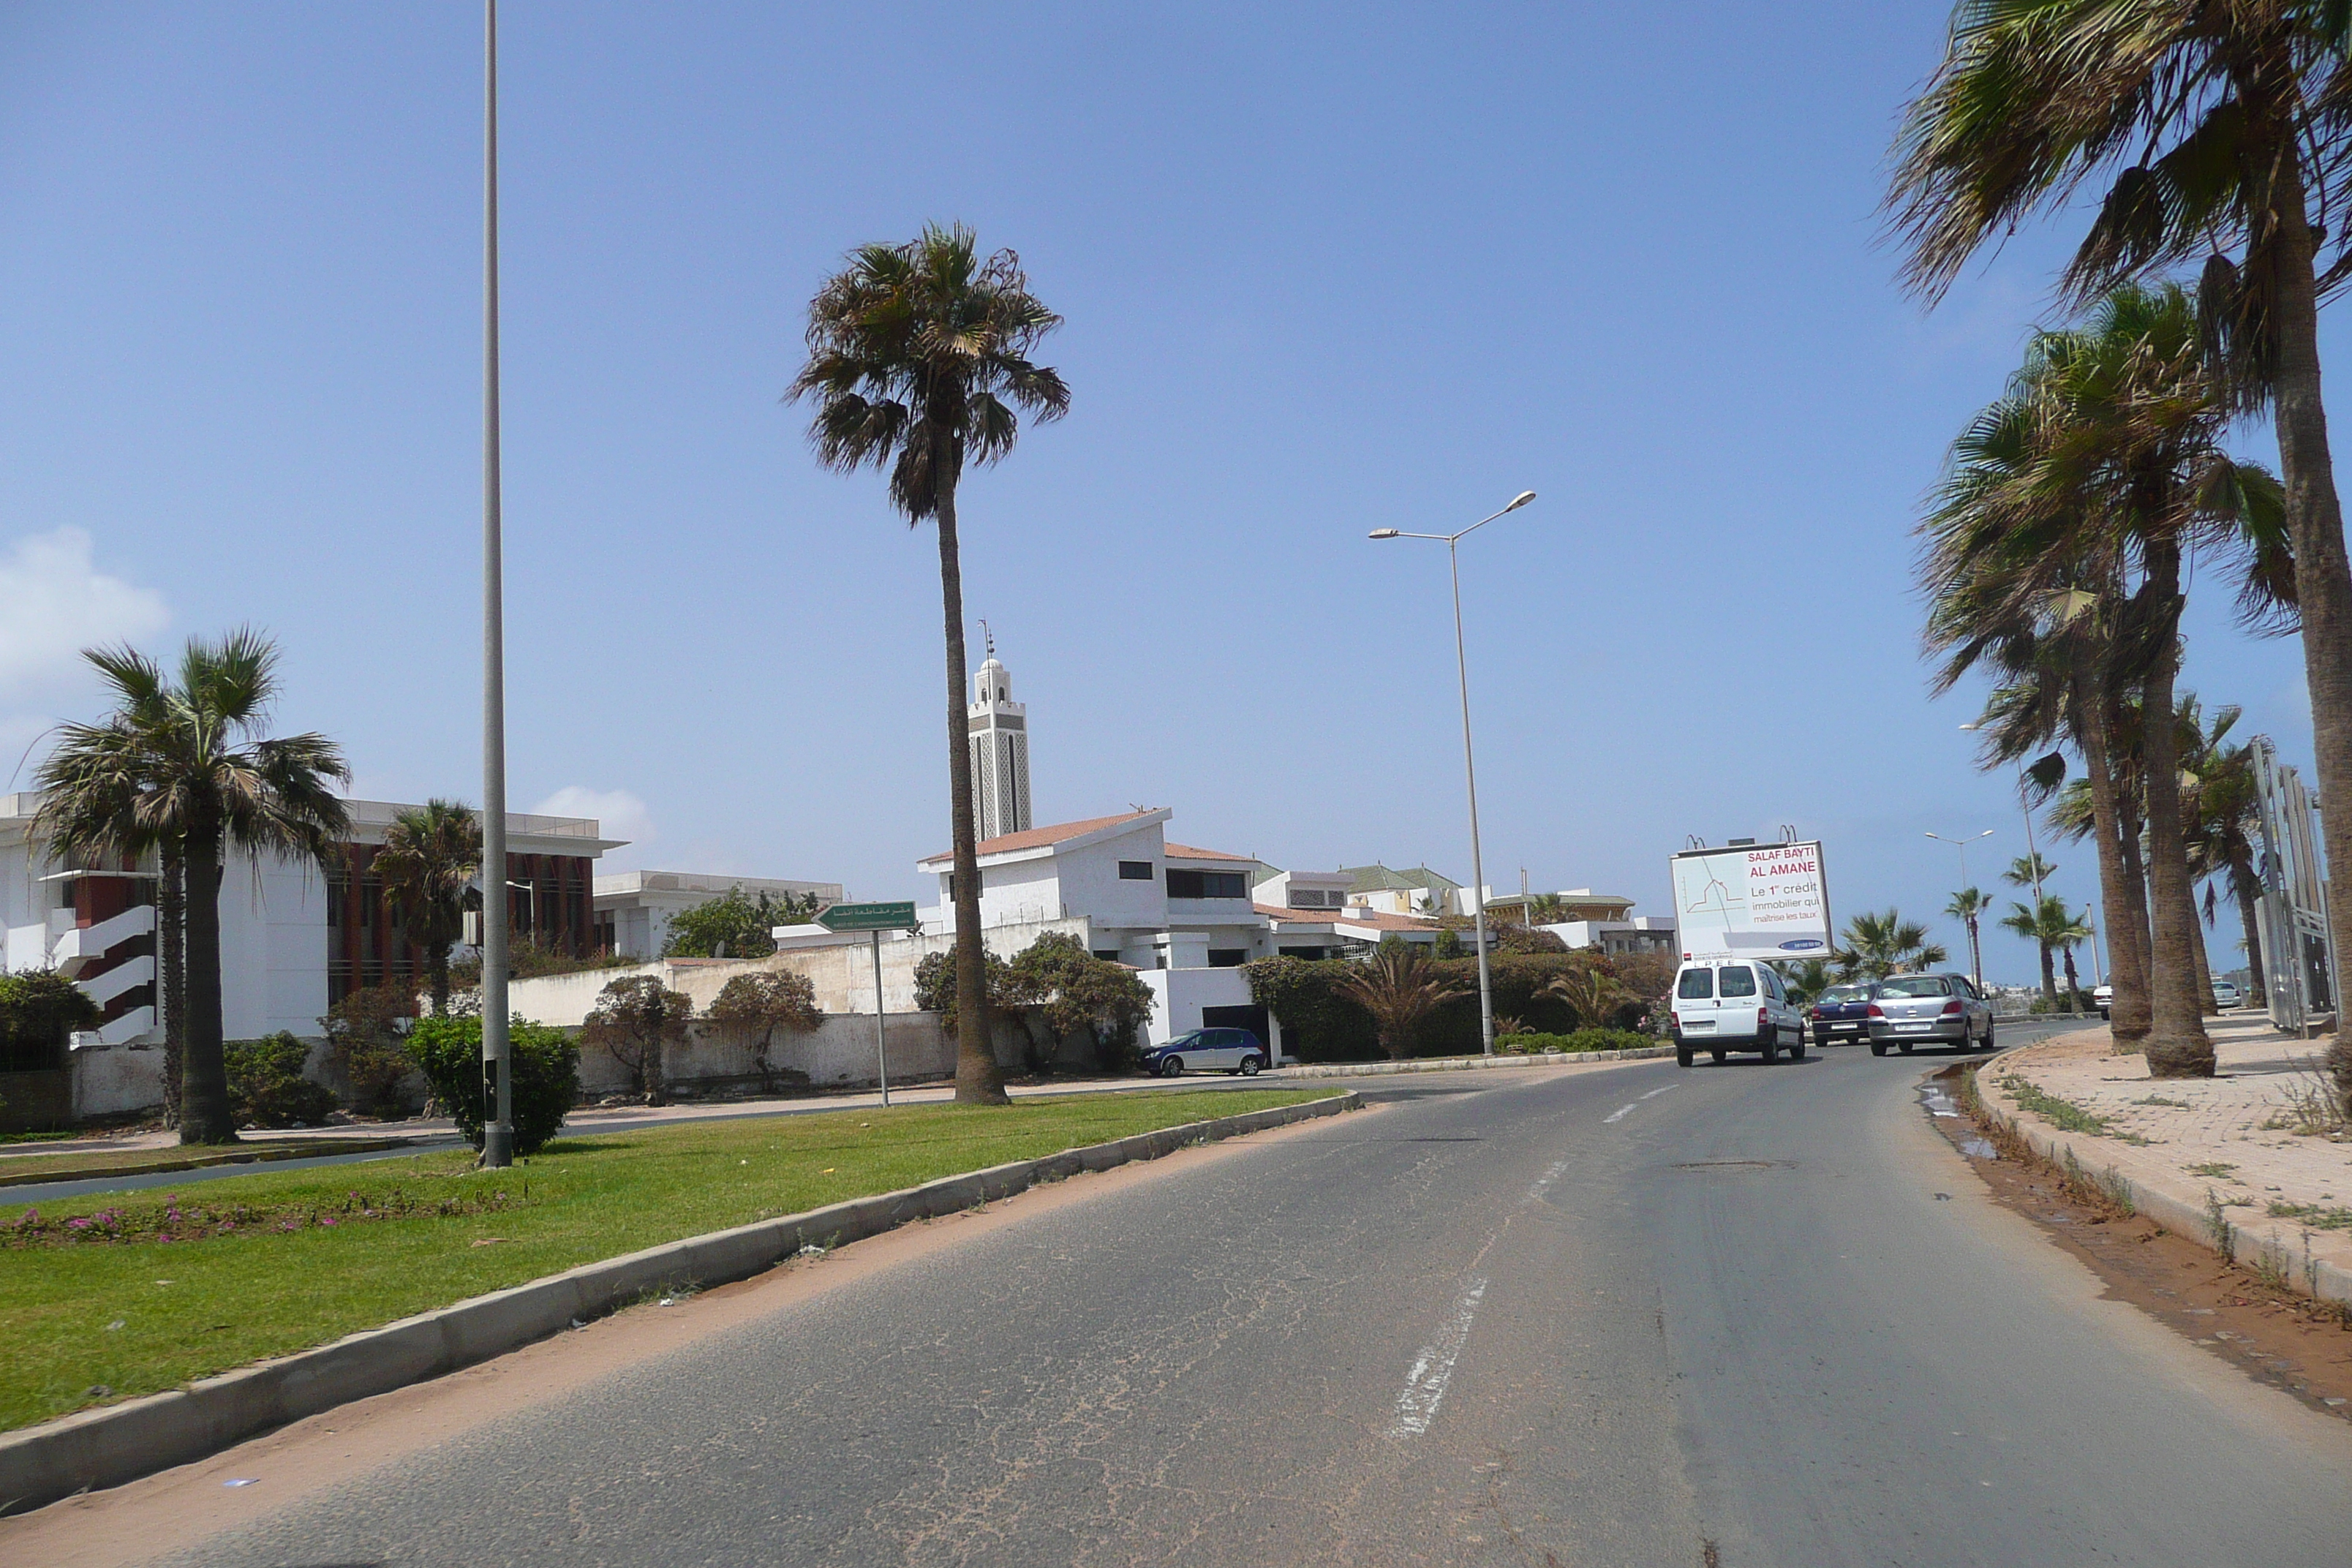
[1869,1040,1888,1057]
[1710,1048,1728,1063]
[1676,1042,1695,1068]
[1760,1030,1780,1063]
[1980,1022,1996,1052]
[1786,1030,1806,1061]
[1239,1055,1262,1077]
[1899,1040,1915,1055]
[1161,1056,1185,1077]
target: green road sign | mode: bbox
[817,900,920,932]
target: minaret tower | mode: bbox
[968,622,1031,842]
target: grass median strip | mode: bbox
[0,1088,1333,1433]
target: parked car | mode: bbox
[1806,982,1879,1046]
[1670,960,1808,1066]
[1141,1028,1267,1077]
[2092,983,2112,1019]
[2212,979,2244,1010]
[1866,973,1995,1055]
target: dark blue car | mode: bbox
[1806,981,1878,1046]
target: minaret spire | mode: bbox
[967,627,1031,840]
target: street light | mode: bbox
[1957,723,2046,904]
[1925,829,1995,989]
[1368,489,1537,1056]
[478,0,514,1168]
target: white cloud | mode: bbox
[531,785,652,846]
[0,529,170,696]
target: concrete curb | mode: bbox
[1965,1068,2352,1310]
[1275,1046,1674,1078]
[0,1090,1361,1515]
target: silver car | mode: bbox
[1866,973,1995,1055]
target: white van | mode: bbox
[1670,960,1806,1066]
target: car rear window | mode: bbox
[1877,976,1952,998]
[1820,985,1866,1004]
[1716,966,1757,998]
[1676,968,1714,1000]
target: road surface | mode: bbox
[101,1027,2352,1564]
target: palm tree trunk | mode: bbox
[2264,162,2352,1098]
[428,935,451,1017]
[2138,549,2214,1077]
[2118,802,2155,1019]
[2061,946,2082,1009]
[2190,909,2215,1017]
[158,848,185,1128]
[2236,876,2269,1009]
[2038,941,2056,1006]
[178,826,238,1143]
[2070,648,2150,1042]
[934,480,1009,1105]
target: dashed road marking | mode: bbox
[1640,1084,1680,1100]
[1391,1278,1488,1437]
[1603,1104,1637,1123]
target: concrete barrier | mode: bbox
[1277,1046,1675,1078]
[0,1090,1360,1515]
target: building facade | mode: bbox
[594,870,845,960]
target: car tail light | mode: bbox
[1809,1006,1823,1019]
[1758,1008,1771,1028]
[1670,1011,1681,1030]
[1866,1002,1884,1017]
[1941,999,1964,1016]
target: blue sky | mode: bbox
[0,3,2331,985]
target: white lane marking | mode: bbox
[1391,1277,1488,1437]
[1602,1104,1637,1123]
[1640,1084,1680,1100]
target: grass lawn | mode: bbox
[0,1137,425,1185]
[0,1088,1333,1433]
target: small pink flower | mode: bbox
[67,1218,89,1230]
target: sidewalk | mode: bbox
[1978,1015,2352,1304]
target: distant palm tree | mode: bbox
[1528,892,1568,924]
[1338,946,1469,1060]
[1944,887,1990,989]
[789,223,1068,1107]
[373,799,481,1016]
[1836,909,1949,981]
[1540,961,1630,1031]
[2180,699,2268,1009]
[34,633,350,1144]
[1999,894,2067,1009]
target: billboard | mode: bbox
[1670,842,1832,963]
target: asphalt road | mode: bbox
[150,1026,2352,1567]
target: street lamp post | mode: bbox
[1369,489,1536,1058]
[479,0,513,1168]
[1957,724,2046,903]
[1925,829,1994,989]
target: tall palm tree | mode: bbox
[1888,1,2352,1073]
[1925,284,2285,1074]
[373,799,482,1016]
[1999,892,2084,1008]
[1836,909,1950,981]
[1999,854,2059,1006]
[1945,886,1991,988]
[34,633,350,1144]
[788,224,1068,1107]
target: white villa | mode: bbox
[595,870,845,960]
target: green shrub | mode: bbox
[222,1033,338,1128]
[320,985,418,1117]
[1497,1028,1655,1055]
[405,1014,580,1156]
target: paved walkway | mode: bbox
[1983,1015,2352,1290]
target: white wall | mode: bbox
[72,1044,167,1118]
[214,851,330,1039]
[578,1011,958,1096]
[1136,965,1253,1045]
[1051,823,1169,933]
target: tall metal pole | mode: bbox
[1448,539,1495,1057]
[872,929,891,1107]
[478,0,513,1168]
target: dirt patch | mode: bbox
[1931,1064,2352,1422]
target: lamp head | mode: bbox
[1368,529,1401,540]
[1505,491,1537,511]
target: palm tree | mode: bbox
[2182,698,2269,1008]
[1997,855,2059,1007]
[372,799,481,1016]
[1338,945,1469,1060]
[1888,1,2352,1074]
[1540,961,1631,1031]
[788,224,1068,1107]
[34,633,350,1144]
[1945,886,1991,989]
[1836,909,1950,981]
[2047,898,2096,1009]
[1923,284,2285,1074]
[1999,893,2073,1008]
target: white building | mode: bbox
[0,792,621,1048]
[968,643,1032,843]
[594,870,845,960]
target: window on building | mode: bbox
[1289,889,1338,908]
[1166,870,1247,900]
[1207,948,1248,968]
[1118,861,1154,881]
[1093,949,1122,962]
